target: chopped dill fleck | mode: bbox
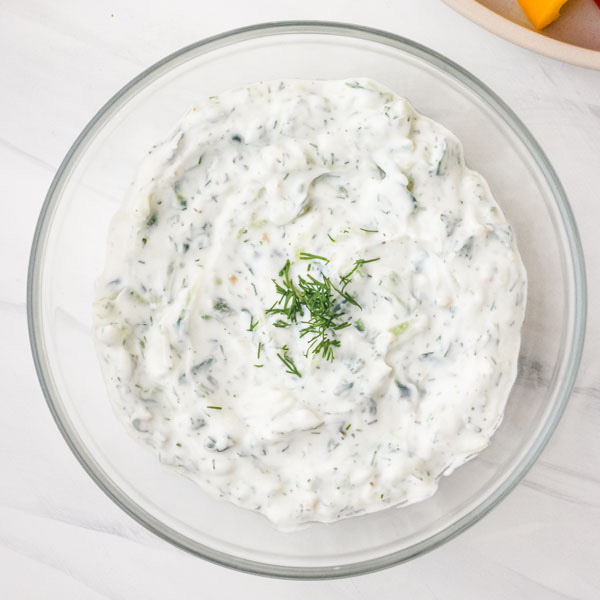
[213,298,230,312]
[273,319,291,328]
[339,258,380,290]
[359,227,378,233]
[276,351,302,378]
[299,252,330,263]
[247,314,259,332]
[206,405,222,410]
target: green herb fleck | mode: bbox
[339,258,380,290]
[277,351,302,378]
[206,405,222,410]
[299,252,330,263]
[273,319,291,328]
[146,212,157,227]
[359,227,379,233]
[247,314,259,332]
[213,298,230,313]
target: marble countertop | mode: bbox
[1,1,599,597]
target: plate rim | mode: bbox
[442,0,600,70]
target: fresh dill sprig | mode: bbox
[295,271,349,360]
[266,256,379,367]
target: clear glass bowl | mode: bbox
[27,22,586,578]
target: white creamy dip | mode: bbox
[94,79,527,528]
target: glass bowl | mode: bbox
[27,22,586,578]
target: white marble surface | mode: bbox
[1,0,599,597]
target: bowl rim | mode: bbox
[27,20,587,579]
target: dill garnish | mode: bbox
[266,256,379,367]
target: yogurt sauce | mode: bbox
[94,78,527,529]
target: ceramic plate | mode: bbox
[443,0,600,69]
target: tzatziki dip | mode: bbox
[94,78,527,529]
